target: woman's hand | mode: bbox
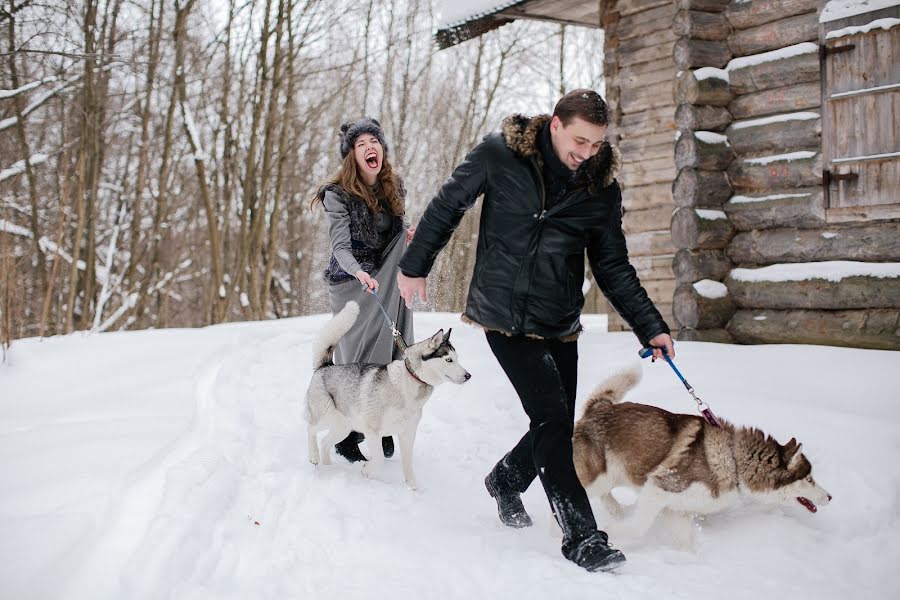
[405,226,416,245]
[356,270,378,294]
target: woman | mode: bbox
[312,117,414,463]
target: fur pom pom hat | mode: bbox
[339,117,389,159]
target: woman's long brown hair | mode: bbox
[311,151,405,216]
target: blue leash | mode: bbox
[639,345,722,427]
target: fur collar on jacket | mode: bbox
[500,113,621,192]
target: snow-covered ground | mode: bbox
[1,313,898,599]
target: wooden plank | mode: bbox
[619,62,677,88]
[674,0,730,12]
[728,11,818,57]
[619,39,677,67]
[616,3,677,41]
[621,182,674,211]
[728,309,900,350]
[623,205,675,234]
[620,79,676,114]
[724,0,819,30]
[630,254,676,281]
[619,27,677,54]
[626,229,677,256]
[726,222,900,265]
[617,0,672,18]
[618,104,677,137]
[620,163,677,187]
[728,82,821,119]
[676,327,734,343]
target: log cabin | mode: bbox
[436,0,900,350]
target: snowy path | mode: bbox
[1,314,898,599]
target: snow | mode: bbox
[0,153,48,182]
[182,104,207,162]
[693,67,729,83]
[692,279,728,299]
[730,112,819,130]
[696,209,728,221]
[728,193,810,205]
[821,0,900,23]
[437,0,521,28]
[0,218,31,237]
[744,151,816,165]
[730,261,900,283]
[1,314,899,599]
[694,131,728,145]
[0,76,57,100]
[726,43,818,71]
[826,17,900,38]
[822,232,840,239]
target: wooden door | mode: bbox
[821,6,900,213]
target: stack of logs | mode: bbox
[670,0,899,349]
[671,0,737,343]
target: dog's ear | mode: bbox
[442,328,452,344]
[429,329,444,348]
[783,438,803,468]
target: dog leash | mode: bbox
[639,345,722,428]
[369,288,408,352]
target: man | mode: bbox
[397,90,674,572]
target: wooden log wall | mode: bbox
[670,0,735,342]
[600,0,680,332]
[713,0,900,350]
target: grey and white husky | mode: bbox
[573,364,832,548]
[304,301,471,489]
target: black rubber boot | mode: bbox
[484,471,533,528]
[382,436,394,458]
[334,431,367,463]
[562,531,626,573]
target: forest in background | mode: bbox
[0,0,604,349]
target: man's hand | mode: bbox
[405,226,416,245]
[355,270,378,294]
[648,333,675,360]
[397,272,427,308]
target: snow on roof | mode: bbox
[821,0,900,23]
[438,0,522,29]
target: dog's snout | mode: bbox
[827,494,833,502]
[464,372,471,381]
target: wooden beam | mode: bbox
[727,222,900,265]
[728,309,900,350]
[672,207,736,250]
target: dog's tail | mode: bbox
[582,363,642,415]
[312,301,360,369]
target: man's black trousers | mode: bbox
[485,330,599,544]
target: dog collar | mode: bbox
[403,358,428,386]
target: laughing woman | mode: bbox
[311,117,414,463]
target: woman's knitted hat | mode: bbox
[339,117,389,159]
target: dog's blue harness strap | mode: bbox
[639,346,722,428]
[370,288,408,352]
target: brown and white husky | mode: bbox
[573,364,831,548]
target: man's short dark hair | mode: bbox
[553,89,609,126]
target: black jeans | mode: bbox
[485,331,600,546]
